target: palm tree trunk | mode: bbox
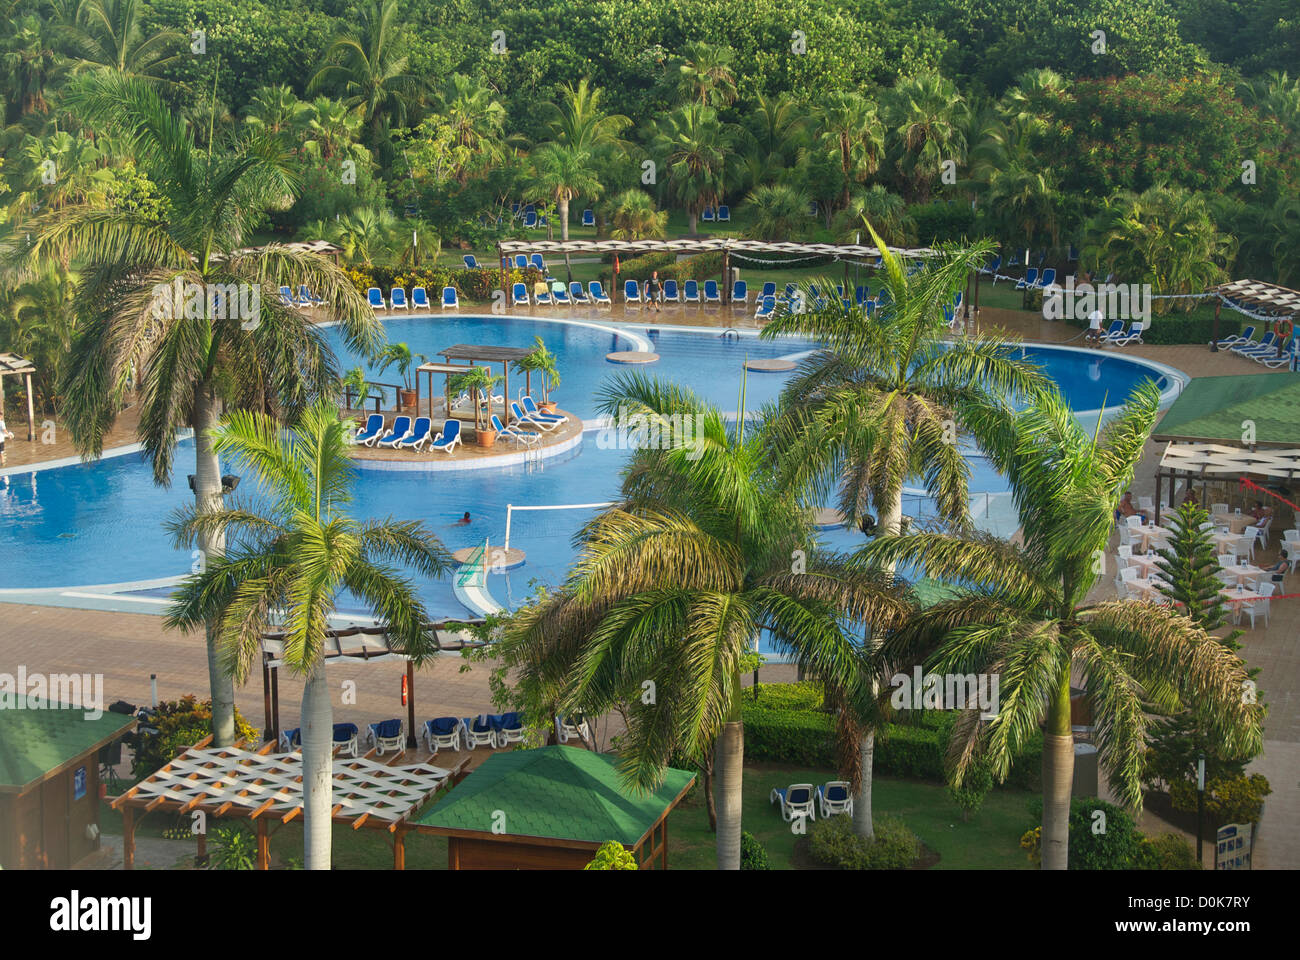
[702,749,718,831]
[558,197,573,284]
[688,210,699,235]
[853,727,876,839]
[301,661,333,870]
[194,384,236,746]
[1041,667,1074,870]
[714,683,744,869]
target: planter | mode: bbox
[476,427,497,448]
[399,389,417,409]
[539,400,558,414]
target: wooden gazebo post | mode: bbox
[405,659,417,749]
[1211,299,1222,353]
[722,247,731,305]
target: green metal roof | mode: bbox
[1154,372,1300,446]
[415,745,695,847]
[0,707,135,792]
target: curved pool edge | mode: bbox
[1019,341,1188,420]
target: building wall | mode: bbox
[1,752,102,869]
[448,836,599,870]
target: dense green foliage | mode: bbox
[739,831,772,870]
[809,813,922,869]
[130,696,258,778]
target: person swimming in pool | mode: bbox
[454,511,471,526]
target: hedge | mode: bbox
[615,251,726,284]
[741,681,1042,790]
[346,264,541,302]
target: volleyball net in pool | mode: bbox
[503,501,616,553]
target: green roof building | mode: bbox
[414,745,695,870]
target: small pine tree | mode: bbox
[1153,501,1228,627]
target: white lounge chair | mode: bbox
[367,718,405,755]
[770,783,816,822]
[817,781,853,817]
[423,717,464,754]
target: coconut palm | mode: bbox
[502,373,910,868]
[430,73,518,182]
[542,78,632,154]
[811,91,886,210]
[649,103,736,233]
[26,72,383,746]
[605,188,667,241]
[740,92,806,188]
[833,185,914,247]
[760,225,1049,836]
[527,142,602,282]
[886,71,969,203]
[165,401,452,868]
[56,0,184,81]
[858,382,1264,869]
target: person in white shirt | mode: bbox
[1086,308,1105,343]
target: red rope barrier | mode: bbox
[1237,476,1300,513]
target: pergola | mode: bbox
[258,620,487,749]
[0,353,37,441]
[495,238,954,308]
[217,239,343,263]
[112,737,467,869]
[1209,279,1300,358]
[415,361,490,423]
[430,344,536,427]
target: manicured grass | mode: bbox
[666,763,1037,870]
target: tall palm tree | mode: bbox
[760,226,1049,836]
[56,0,184,81]
[741,92,806,188]
[542,77,631,154]
[26,73,383,746]
[812,91,886,210]
[432,73,515,182]
[649,103,736,233]
[310,0,422,155]
[504,374,909,868]
[859,382,1264,868]
[527,142,601,282]
[165,401,452,868]
[832,185,914,247]
[886,71,969,203]
[673,42,737,107]
[243,84,310,139]
[605,188,667,241]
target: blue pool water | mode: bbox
[1,315,1172,623]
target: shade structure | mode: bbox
[1154,373,1300,447]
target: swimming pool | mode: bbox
[0,314,1185,625]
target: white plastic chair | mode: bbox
[1212,503,1229,515]
[1126,515,1144,529]
[1138,495,1154,513]
[1239,582,1273,629]
[770,784,816,822]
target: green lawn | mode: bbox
[667,763,1036,870]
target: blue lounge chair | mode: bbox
[551,284,571,305]
[589,281,611,306]
[495,711,525,746]
[538,215,549,228]
[279,285,299,308]
[1259,337,1297,368]
[717,204,730,222]
[501,256,511,270]
[333,722,359,757]
[755,295,777,320]
[530,254,546,273]
[463,254,479,269]
[582,208,595,227]
[555,713,591,744]
[298,284,324,307]
[397,416,432,450]
[390,287,408,310]
[510,254,525,270]
[523,210,538,229]
[429,419,461,454]
[1068,244,1080,261]
[770,783,816,822]
[1235,332,1277,356]
[808,201,819,217]
[784,283,797,300]
[411,286,431,309]
[703,279,721,304]
[424,717,464,754]
[512,400,559,432]
[662,278,681,302]
[624,279,641,303]
[683,280,700,303]
[1109,322,1147,346]
[534,286,552,306]
[367,287,385,310]
[510,203,520,218]
[1015,268,1039,291]
[1097,320,1125,343]
[760,281,777,300]
[981,254,1001,277]
[377,415,412,448]
[367,718,405,756]
[865,300,876,317]
[462,715,496,749]
[512,283,529,306]
[1039,268,1056,289]
[353,414,384,446]
[521,395,566,424]
[817,781,853,817]
[731,280,748,304]
[441,286,459,309]
[492,413,540,445]
[569,281,591,304]
[702,207,715,222]
[278,727,301,752]
[1214,325,1253,349]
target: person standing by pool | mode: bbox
[0,413,12,466]
[645,270,663,312]
[1086,307,1105,343]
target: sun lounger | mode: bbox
[423,717,464,754]
[462,715,497,749]
[770,783,816,822]
[397,416,432,450]
[817,781,853,817]
[755,295,777,320]
[278,728,301,752]
[390,287,408,310]
[589,281,611,305]
[717,204,730,222]
[703,279,721,303]
[514,254,528,269]
[582,209,595,227]
[411,286,431,309]
[298,284,324,307]
[333,722,359,757]
[552,284,572,305]
[683,280,700,303]
[367,718,405,755]
[530,254,546,273]
[512,400,559,432]
[512,282,529,306]
[555,713,591,744]
[1015,268,1039,290]
[463,255,479,269]
[492,413,540,445]
[1213,325,1253,349]
[279,285,299,308]
[663,279,681,302]
[569,281,591,304]
[493,711,525,747]
[429,419,461,454]
[367,287,385,310]
[353,413,384,446]
[624,279,641,303]
[441,286,459,309]
[377,415,412,448]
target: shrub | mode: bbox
[740,831,771,870]
[1027,796,1142,870]
[948,757,995,821]
[131,696,258,779]
[584,840,639,870]
[808,813,921,870]
[210,826,257,870]
[345,264,540,302]
[1134,833,1201,870]
[1170,774,1271,827]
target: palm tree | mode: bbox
[542,78,631,154]
[527,142,601,282]
[832,185,914,247]
[166,401,452,868]
[886,71,969,203]
[745,183,809,241]
[649,103,735,234]
[673,42,737,107]
[0,264,79,413]
[56,0,184,81]
[310,0,422,155]
[431,73,516,183]
[740,92,806,189]
[605,188,667,241]
[504,374,910,868]
[2,13,67,122]
[812,91,886,210]
[243,85,310,139]
[859,382,1264,868]
[760,226,1049,837]
[26,73,384,746]
[330,205,398,265]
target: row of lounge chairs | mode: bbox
[367,286,460,311]
[352,397,568,453]
[279,712,593,758]
[1214,326,1298,368]
[771,781,854,820]
[279,284,325,308]
[1094,319,1147,346]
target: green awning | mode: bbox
[415,745,694,847]
[1154,372,1300,446]
[0,707,135,792]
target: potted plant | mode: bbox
[374,342,423,409]
[340,366,373,425]
[450,366,503,447]
[514,336,561,412]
